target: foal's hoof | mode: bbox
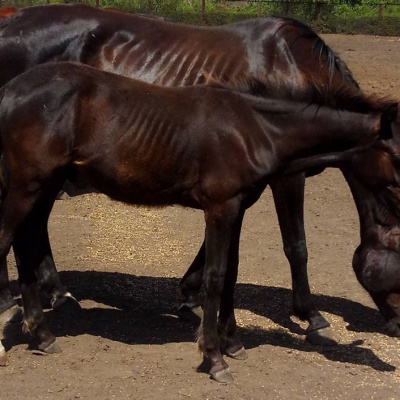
[0,305,23,333]
[226,346,248,360]
[177,305,203,323]
[51,293,81,315]
[210,367,234,383]
[0,349,8,366]
[39,339,61,354]
[306,327,338,346]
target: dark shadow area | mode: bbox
[6,270,395,372]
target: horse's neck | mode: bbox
[343,169,400,249]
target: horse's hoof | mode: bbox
[0,349,9,366]
[51,294,81,315]
[177,305,203,323]
[306,327,338,346]
[39,339,61,354]
[0,305,23,333]
[385,320,400,337]
[210,368,234,383]
[226,346,248,360]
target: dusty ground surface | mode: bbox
[1,34,400,400]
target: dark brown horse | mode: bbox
[0,62,397,380]
[0,4,397,345]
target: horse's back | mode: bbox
[0,4,350,89]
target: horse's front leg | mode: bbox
[217,207,247,361]
[270,173,337,345]
[198,199,241,383]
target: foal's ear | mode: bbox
[379,103,398,140]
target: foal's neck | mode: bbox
[255,100,379,162]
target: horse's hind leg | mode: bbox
[271,174,337,345]
[177,243,205,321]
[0,182,57,361]
[0,192,23,361]
[12,184,66,354]
[0,259,22,366]
[28,235,80,314]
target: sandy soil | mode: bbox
[1,34,400,400]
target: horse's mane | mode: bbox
[276,17,360,90]
[205,73,395,114]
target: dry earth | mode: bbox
[1,34,400,400]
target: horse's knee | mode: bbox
[203,273,225,297]
[283,240,308,267]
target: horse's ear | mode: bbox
[379,103,398,140]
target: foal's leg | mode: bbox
[0,183,59,362]
[0,189,23,355]
[16,230,80,313]
[197,199,240,383]
[0,234,79,326]
[270,174,336,345]
[34,179,82,311]
[0,258,23,366]
[217,208,247,361]
[12,196,61,354]
[0,217,72,362]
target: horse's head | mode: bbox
[346,104,400,335]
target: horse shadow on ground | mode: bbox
[7,270,395,372]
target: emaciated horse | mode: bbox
[0,4,399,344]
[0,62,397,381]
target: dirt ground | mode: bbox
[1,34,400,400]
